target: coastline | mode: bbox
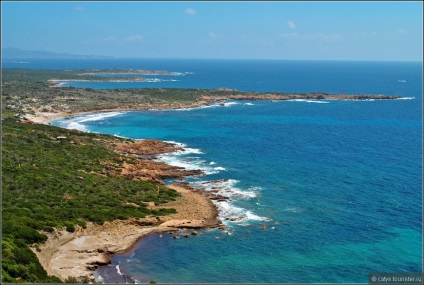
[27,108,223,282]
[23,99,218,126]
[23,91,407,282]
[33,184,221,282]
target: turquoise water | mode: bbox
[48,60,423,283]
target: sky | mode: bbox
[1,1,423,61]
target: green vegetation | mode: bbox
[1,68,253,115]
[1,114,180,283]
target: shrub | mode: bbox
[65,223,75,233]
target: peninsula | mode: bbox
[1,68,406,283]
[3,68,403,119]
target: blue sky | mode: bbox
[1,1,422,61]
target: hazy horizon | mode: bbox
[2,1,423,61]
[3,47,423,63]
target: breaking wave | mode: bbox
[59,112,125,132]
[154,143,267,224]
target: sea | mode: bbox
[4,59,423,283]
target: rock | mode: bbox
[86,265,98,271]
[173,236,179,239]
[209,195,229,201]
[115,139,183,155]
[135,217,159,226]
[191,231,198,236]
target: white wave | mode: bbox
[170,101,241,112]
[288,99,329,103]
[175,103,225,111]
[305,100,330,104]
[214,201,269,223]
[190,101,240,109]
[78,112,125,123]
[397,79,407,83]
[164,140,185,146]
[288,99,308,102]
[223,101,239,107]
[244,102,255,105]
[154,141,229,175]
[179,147,204,155]
[397,97,415,100]
[171,106,205,111]
[214,166,226,171]
[155,153,219,175]
[171,72,185,76]
[156,154,203,171]
[116,265,124,276]
[141,78,180,83]
[163,141,203,155]
[210,161,216,165]
[59,112,125,132]
[66,121,88,132]
[245,211,269,221]
[191,179,260,199]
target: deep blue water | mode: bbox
[44,59,424,283]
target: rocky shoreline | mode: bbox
[25,91,405,283]
[33,183,222,282]
[30,132,222,282]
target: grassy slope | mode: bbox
[1,115,180,283]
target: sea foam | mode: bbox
[116,265,124,276]
[288,99,330,103]
[215,201,269,224]
[63,112,125,132]
[154,141,266,224]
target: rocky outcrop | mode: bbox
[121,160,203,184]
[115,140,203,183]
[115,139,183,155]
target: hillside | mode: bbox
[1,115,180,283]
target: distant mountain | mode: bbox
[1,47,114,59]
